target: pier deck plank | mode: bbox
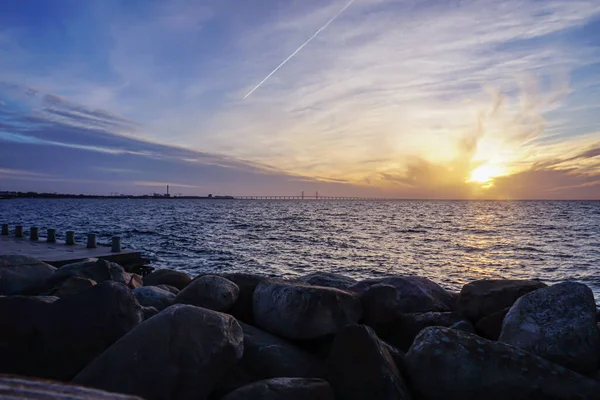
[0,235,144,267]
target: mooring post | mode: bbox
[66,231,75,245]
[47,229,56,243]
[30,227,39,241]
[111,236,121,253]
[15,225,23,238]
[87,233,97,249]
[1,224,8,236]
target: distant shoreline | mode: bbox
[0,193,234,200]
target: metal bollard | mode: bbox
[1,224,8,236]
[111,236,121,253]
[66,231,75,245]
[15,226,23,238]
[87,233,97,249]
[30,227,39,241]
[47,229,56,243]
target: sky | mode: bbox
[1,0,600,199]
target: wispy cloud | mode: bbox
[1,0,600,198]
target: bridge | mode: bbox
[233,192,383,200]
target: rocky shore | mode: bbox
[1,254,600,399]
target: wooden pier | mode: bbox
[0,225,145,268]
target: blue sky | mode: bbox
[1,0,600,198]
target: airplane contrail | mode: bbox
[244,0,356,99]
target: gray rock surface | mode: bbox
[214,322,325,397]
[221,273,274,324]
[133,286,175,310]
[220,378,334,400]
[175,275,239,312]
[50,276,96,297]
[373,311,465,351]
[352,275,454,313]
[74,304,244,400]
[475,307,509,340]
[299,272,357,290]
[405,326,600,399]
[499,282,599,375]
[0,255,56,295]
[450,319,476,334]
[44,259,139,291]
[0,282,142,380]
[0,374,143,399]
[143,268,191,290]
[141,305,159,320]
[326,324,412,400]
[253,281,361,339]
[155,284,179,294]
[457,279,546,321]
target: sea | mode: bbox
[2,199,599,298]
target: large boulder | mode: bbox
[0,255,56,295]
[352,276,454,313]
[221,273,273,324]
[0,374,143,399]
[141,306,159,320]
[50,276,96,297]
[457,279,546,321]
[298,272,357,290]
[42,258,140,291]
[253,281,362,339]
[221,378,334,400]
[143,268,191,290]
[405,326,600,399]
[326,324,412,400]
[74,305,244,400]
[475,307,509,340]
[155,284,180,294]
[134,286,175,310]
[499,282,599,375]
[373,311,465,351]
[174,275,239,312]
[214,322,325,397]
[0,282,142,380]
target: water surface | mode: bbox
[2,199,599,297]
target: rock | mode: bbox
[326,324,412,400]
[143,268,191,290]
[361,284,402,326]
[141,306,159,320]
[373,311,464,351]
[0,255,56,295]
[0,374,143,399]
[405,326,600,399]
[74,305,244,400]
[156,284,180,294]
[298,272,357,290]
[214,322,325,397]
[51,276,96,297]
[499,282,599,375]
[133,286,175,310]
[475,307,509,340]
[222,273,273,324]
[457,279,546,321]
[174,275,239,312]
[450,320,476,334]
[253,281,362,339]
[0,282,142,380]
[220,378,334,400]
[48,259,133,290]
[352,276,454,313]
[126,273,143,289]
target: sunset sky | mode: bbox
[1,0,600,199]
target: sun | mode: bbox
[468,164,504,188]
